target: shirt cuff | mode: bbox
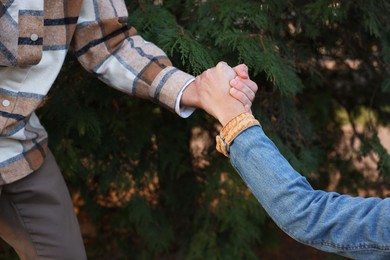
[175,77,196,118]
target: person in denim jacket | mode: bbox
[197,62,390,260]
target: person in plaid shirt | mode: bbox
[0,0,258,259]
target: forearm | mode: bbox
[229,126,390,259]
[72,0,195,115]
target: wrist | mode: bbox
[218,106,247,126]
[181,81,201,108]
[216,112,261,157]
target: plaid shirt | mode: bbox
[0,0,194,185]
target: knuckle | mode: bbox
[205,68,212,77]
[216,61,227,69]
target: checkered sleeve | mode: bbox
[71,0,195,114]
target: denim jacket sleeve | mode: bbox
[229,126,390,259]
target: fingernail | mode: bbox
[230,88,237,94]
[231,79,237,86]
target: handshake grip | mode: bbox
[196,62,247,126]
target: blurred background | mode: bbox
[1,0,389,259]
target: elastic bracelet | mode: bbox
[216,112,261,157]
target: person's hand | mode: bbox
[231,64,258,112]
[181,64,258,112]
[194,62,247,126]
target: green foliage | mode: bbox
[0,0,385,259]
[361,132,390,181]
[382,78,390,92]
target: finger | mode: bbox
[244,104,252,113]
[230,88,251,108]
[230,77,256,102]
[232,64,249,79]
[239,77,258,93]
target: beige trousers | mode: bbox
[0,151,87,260]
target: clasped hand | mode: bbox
[182,62,258,126]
